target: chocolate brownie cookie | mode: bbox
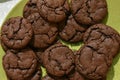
[71,0,108,25]
[42,44,74,77]
[1,17,33,49]
[2,49,39,80]
[27,13,58,49]
[59,15,87,42]
[37,0,70,23]
[23,0,39,18]
[75,42,109,80]
[83,24,120,58]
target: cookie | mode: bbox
[71,0,108,25]
[1,17,33,50]
[59,15,87,42]
[2,49,40,80]
[75,42,109,80]
[37,0,70,23]
[27,13,58,49]
[42,44,74,77]
[23,0,39,18]
[83,24,120,58]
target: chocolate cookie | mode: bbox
[27,13,58,49]
[75,42,109,80]
[71,0,108,25]
[59,15,87,42]
[1,17,33,49]
[83,24,120,58]
[23,0,39,18]
[42,44,74,77]
[2,49,39,80]
[37,0,70,23]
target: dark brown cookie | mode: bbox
[68,71,85,80]
[83,24,120,58]
[59,15,87,42]
[2,49,40,80]
[27,13,58,49]
[23,0,39,18]
[1,17,33,50]
[42,44,74,77]
[71,0,108,25]
[75,42,109,80]
[37,0,70,23]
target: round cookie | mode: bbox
[83,24,120,58]
[2,49,39,80]
[59,15,87,42]
[71,0,108,25]
[23,0,39,18]
[1,17,33,50]
[42,44,75,77]
[75,42,109,80]
[27,13,58,49]
[37,0,70,23]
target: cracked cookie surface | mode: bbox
[75,42,109,80]
[83,24,120,58]
[37,0,70,23]
[1,17,33,49]
[71,0,108,25]
[2,49,39,80]
[23,0,39,18]
[27,13,58,49]
[43,44,74,77]
[59,15,87,42]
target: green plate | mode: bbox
[0,0,120,80]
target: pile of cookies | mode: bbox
[1,0,120,80]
